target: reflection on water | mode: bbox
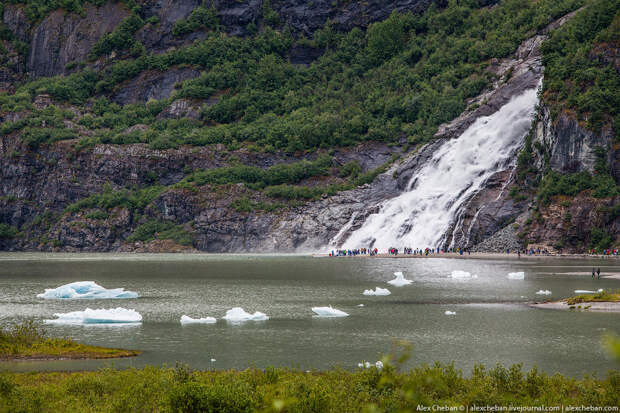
[0,253,618,376]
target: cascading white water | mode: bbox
[341,86,540,250]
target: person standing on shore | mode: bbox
[597,268,601,279]
[592,268,596,278]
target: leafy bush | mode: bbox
[65,185,164,214]
[172,6,218,36]
[127,220,193,246]
[0,223,19,239]
[89,14,145,59]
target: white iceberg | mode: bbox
[358,361,383,369]
[450,270,477,279]
[387,272,412,286]
[311,306,349,317]
[37,281,138,299]
[210,358,216,362]
[357,304,365,307]
[180,315,216,324]
[536,290,552,295]
[444,310,456,315]
[45,307,142,325]
[363,287,391,296]
[222,307,268,322]
[574,289,603,294]
[507,272,525,280]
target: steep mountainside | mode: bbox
[0,0,617,252]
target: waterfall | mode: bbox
[341,86,540,250]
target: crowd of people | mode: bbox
[330,248,378,257]
[329,246,617,258]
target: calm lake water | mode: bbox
[1,253,619,376]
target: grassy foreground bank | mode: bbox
[1,361,619,412]
[0,321,139,361]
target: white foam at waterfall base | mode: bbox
[180,315,217,324]
[312,306,349,317]
[37,281,138,299]
[341,86,539,250]
[45,308,142,325]
[507,272,525,280]
[363,287,391,296]
[387,272,412,286]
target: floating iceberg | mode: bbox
[444,311,456,315]
[388,272,412,287]
[311,306,349,317]
[574,289,603,294]
[180,315,216,324]
[210,358,216,362]
[363,287,391,296]
[37,281,138,299]
[536,290,552,295]
[222,307,268,322]
[45,307,142,325]
[450,270,477,279]
[507,272,525,280]
[357,304,365,307]
[358,361,383,369]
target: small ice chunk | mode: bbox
[507,272,525,280]
[574,289,604,294]
[536,290,552,295]
[444,311,456,315]
[388,272,412,287]
[222,307,268,322]
[450,270,477,279]
[311,306,349,317]
[357,304,365,307]
[358,361,383,369]
[210,358,216,362]
[45,307,142,325]
[180,315,216,324]
[37,281,138,299]
[363,287,391,296]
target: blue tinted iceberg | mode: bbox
[45,307,142,325]
[388,272,412,286]
[223,307,268,322]
[312,306,349,317]
[180,315,217,324]
[37,281,138,299]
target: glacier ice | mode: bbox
[363,287,391,296]
[37,281,138,299]
[574,289,603,294]
[180,315,216,324]
[444,310,456,315]
[507,272,525,280]
[387,272,412,287]
[311,306,349,317]
[45,307,142,325]
[450,270,477,279]
[222,307,268,322]
[536,290,552,295]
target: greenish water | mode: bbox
[0,253,618,376]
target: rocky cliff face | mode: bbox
[0,1,616,253]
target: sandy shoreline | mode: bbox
[530,301,620,312]
[318,252,620,260]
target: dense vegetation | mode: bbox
[0,320,139,359]
[1,0,585,153]
[0,356,618,412]
[541,0,619,134]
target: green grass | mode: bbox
[0,359,618,412]
[0,321,139,360]
[566,290,620,305]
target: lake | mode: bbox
[1,253,618,376]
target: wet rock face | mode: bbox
[27,3,130,77]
